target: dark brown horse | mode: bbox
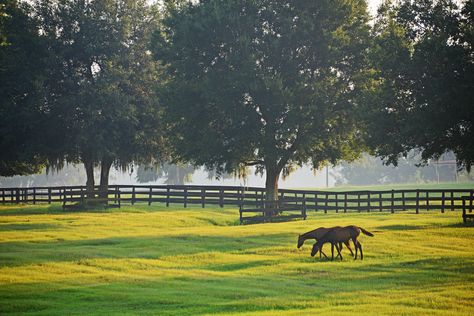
[311,226,374,260]
[297,227,354,258]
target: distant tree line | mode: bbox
[334,152,473,186]
[1,0,472,201]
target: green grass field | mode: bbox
[1,202,474,315]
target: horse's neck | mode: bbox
[302,231,318,240]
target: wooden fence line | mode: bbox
[0,185,473,213]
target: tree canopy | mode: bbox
[33,0,166,194]
[153,0,372,200]
[0,0,48,176]
[367,0,474,171]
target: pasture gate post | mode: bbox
[344,193,347,213]
[201,188,205,208]
[148,187,152,206]
[335,193,338,213]
[184,187,188,208]
[219,188,224,208]
[1,189,4,203]
[441,191,445,213]
[391,190,395,213]
[166,186,170,207]
[416,190,420,214]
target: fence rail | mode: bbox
[0,184,473,214]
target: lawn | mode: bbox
[0,203,473,315]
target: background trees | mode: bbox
[153,0,372,201]
[367,0,474,171]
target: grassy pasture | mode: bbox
[0,203,474,315]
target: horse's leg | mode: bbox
[320,245,328,259]
[331,243,334,261]
[335,242,343,259]
[336,243,343,261]
[359,241,363,260]
[352,238,358,260]
[344,240,354,257]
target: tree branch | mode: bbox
[243,160,264,166]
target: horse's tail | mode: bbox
[359,227,374,237]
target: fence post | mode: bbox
[391,190,395,213]
[463,197,467,223]
[1,189,4,203]
[416,190,420,214]
[470,190,474,213]
[344,193,347,213]
[367,192,371,212]
[32,188,36,204]
[335,193,338,213]
[357,193,361,212]
[184,187,188,208]
[219,188,224,208]
[426,191,430,211]
[451,191,455,211]
[302,198,307,220]
[324,193,328,214]
[16,188,20,204]
[118,189,121,208]
[402,191,406,210]
[148,187,152,206]
[201,188,205,208]
[166,186,170,207]
[379,193,383,212]
[132,186,136,205]
[441,191,445,213]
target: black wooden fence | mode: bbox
[0,184,473,214]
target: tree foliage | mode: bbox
[0,0,48,177]
[34,0,166,194]
[153,0,372,200]
[367,0,474,171]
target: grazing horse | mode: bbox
[297,227,354,259]
[311,226,374,260]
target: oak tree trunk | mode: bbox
[265,164,281,216]
[84,159,95,199]
[99,158,113,199]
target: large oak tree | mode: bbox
[153,0,372,201]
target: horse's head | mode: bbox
[297,234,304,248]
[311,242,320,257]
